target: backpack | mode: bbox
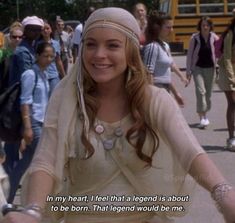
[0,70,38,142]
[214,36,224,59]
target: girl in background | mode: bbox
[5,42,53,204]
[186,17,219,129]
[143,11,188,107]
[39,21,65,95]
[217,17,235,150]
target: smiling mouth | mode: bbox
[93,64,112,69]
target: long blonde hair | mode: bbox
[80,36,159,166]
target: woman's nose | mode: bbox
[94,46,106,58]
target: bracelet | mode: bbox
[23,204,43,221]
[211,182,233,212]
[22,115,30,120]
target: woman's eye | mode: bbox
[85,42,96,48]
[108,43,120,49]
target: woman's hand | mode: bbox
[23,127,33,145]
[185,74,192,87]
[180,76,189,86]
[1,212,39,223]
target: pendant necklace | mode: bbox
[94,120,124,151]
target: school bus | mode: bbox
[159,0,235,52]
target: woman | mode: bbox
[0,26,23,92]
[4,42,53,206]
[143,11,188,107]
[0,25,23,167]
[217,17,235,151]
[39,21,65,95]
[186,17,219,129]
[1,7,235,223]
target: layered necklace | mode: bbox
[94,119,124,151]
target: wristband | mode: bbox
[23,204,43,221]
[211,182,233,212]
[22,115,30,120]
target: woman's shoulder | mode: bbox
[144,41,160,49]
[21,68,35,78]
[191,32,200,40]
[210,31,219,40]
[145,85,169,101]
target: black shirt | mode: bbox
[196,33,214,68]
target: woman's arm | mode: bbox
[171,62,188,86]
[1,171,54,223]
[55,54,66,79]
[21,104,33,145]
[20,70,36,145]
[189,153,235,223]
[26,171,54,208]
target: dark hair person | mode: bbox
[186,16,219,129]
[217,17,235,150]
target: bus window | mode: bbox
[228,0,235,13]
[159,0,171,14]
[200,0,224,14]
[159,0,235,51]
[178,0,196,15]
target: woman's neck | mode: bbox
[96,82,126,100]
[37,63,46,71]
[201,31,210,38]
[44,36,51,42]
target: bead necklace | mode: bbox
[94,120,124,151]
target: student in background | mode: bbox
[54,19,72,74]
[143,11,188,107]
[186,17,219,129]
[3,16,44,204]
[132,2,148,47]
[217,17,235,151]
[39,21,65,94]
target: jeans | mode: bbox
[3,119,42,203]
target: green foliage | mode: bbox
[0,0,160,30]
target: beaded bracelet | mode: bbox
[22,115,30,120]
[211,182,233,212]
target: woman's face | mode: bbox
[134,4,147,20]
[42,23,52,38]
[83,28,127,85]
[159,20,173,40]
[37,46,54,69]
[10,29,23,48]
[200,20,211,33]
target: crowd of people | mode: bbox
[0,3,235,223]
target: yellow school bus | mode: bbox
[159,0,235,51]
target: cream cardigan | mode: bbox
[27,63,205,222]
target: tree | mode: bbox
[0,0,160,31]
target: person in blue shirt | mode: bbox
[6,42,53,204]
[3,16,44,203]
[38,21,66,95]
[8,16,44,86]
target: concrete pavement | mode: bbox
[173,55,235,223]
